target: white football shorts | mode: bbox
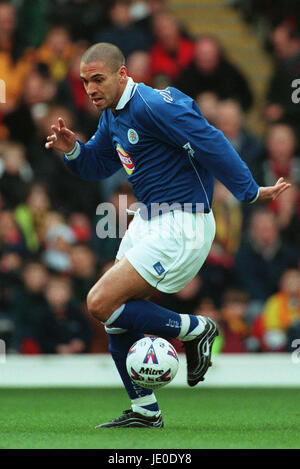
[116,209,216,294]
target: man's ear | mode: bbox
[119,65,128,82]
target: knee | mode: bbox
[86,287,112,323]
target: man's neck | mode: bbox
[110,77,129,115]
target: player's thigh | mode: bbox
[87,255,156,321]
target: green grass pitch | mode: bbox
[0,387,299,449]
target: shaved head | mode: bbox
[81,43,125,72]
[80,43,128,112]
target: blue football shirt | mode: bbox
[63,78,259,218]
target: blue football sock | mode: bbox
[107,329,160,416]
[105,299,204,340]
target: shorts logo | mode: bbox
[116,144,135,175]
[153,262,165,276]
[128,128,139,144]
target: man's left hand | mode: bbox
[257,177,291,202]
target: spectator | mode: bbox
[49,0,105,42]
[40,210,65,235]
[0,141,34,208]
[218,289,250,353]
[14,182,52,253]
[28,103,77,185]
[42,221,76,273]
[70,243,108,353]
[4,63,58,146]
[234,209,299,302]
[17,0,48,48]
[155,274,204,314]
[256,123,300,187]
[196,92,219,125]
[211,181,243,259]
[236,0,300,30]
[60,41,89,114]
[35,24,76,83]
[68,213,92,244]
[0,1,33,115]
[0,188,5,210]
[265,22,300,127]
[10,260,49,354]
[127,50,152,85]
[58,41,100,134]
[269,182,300,251]
[94,0,152,59]
[70,243,98,308]
[195,297,220,324]
[150,11,194,82]
[251,268,300,352]
[0,250,22,351]
[28,104,100,216]
[193,297,223,354]
[215,99,263,174]
[92,182,137,265]
[175,35,253,111]
[37,275,91,354]
[200,181,242,307]
[0,210,27,257]
[133,0,167,45]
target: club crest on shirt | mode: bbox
[116,144,135,175]
[127,128,139,144]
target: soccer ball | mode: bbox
[126,336,179,389]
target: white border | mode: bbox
[0,354,299,387]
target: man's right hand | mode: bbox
[45,117,77,153]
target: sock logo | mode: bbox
[143,344,159,364]
[165,319,180,329]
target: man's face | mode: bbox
[0,4,16,36]
[194,39,220,74]
[250,214,278,248]
[80,60,127,112]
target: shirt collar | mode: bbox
[115,77,137,111]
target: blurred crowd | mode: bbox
[0,0,300,356]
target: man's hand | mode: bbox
[257,177,291,202]
[45,117,77,153]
